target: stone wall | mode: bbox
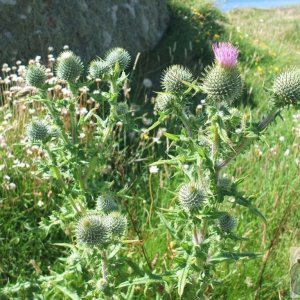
[0,0,169,63]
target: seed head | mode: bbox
[103,212,127,238]
[178,182,206,211]
[26,64,47,88]
[202,64,242,103]
[27,121,50,142]
[105,48,131,71]
[219,213,236,232]
[76,215,109,246]
[89,59,109,79]
[273,70,300,107]
[161,65,194,93]
[56,51,83,82]
[96,195,118,214]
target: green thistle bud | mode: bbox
[56,51,83,82]
[103,212,127,237]
[116,102,129,116]
[178,182,206,211]
[219,213,236,232]
[105,47,131,71]
[161,65,194,93]
[202,65,242,103]
[76,215,109,246]
[27,121,50,142]
[89,59,109,79]
[155,93,177,112]
[26,64,47,88]
[217,176,232,193]
[273,70,300,107]
[96,195,118,214]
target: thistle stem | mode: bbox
[101,250,108,282]
[178,109,193,138]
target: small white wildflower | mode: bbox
[143,78,153,88]
[279,136,285,142]
[149,165,159,174]
[235,128,242,134]
[9,182,16,190]
[80,107,88,116]
[200,99,206,104]
[37,200,44,207]
[284,149,290,156]
[79,133,86,139]
[0,165,5,171]
[4,175,10,181]
[63,45,69,50]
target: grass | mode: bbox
[1,1,300,299]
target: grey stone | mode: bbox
[0,0,169,64]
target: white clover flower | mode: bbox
[4,175,10,181]
[149,165,159,174]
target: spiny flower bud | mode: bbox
[96,195,118,214]
[105,47,131,71]
[155,93,177,112]
[89,59,109,79]
[56,51,83,82]
[26,64,47,88]
[217,176,232,193]
[76,215,109,246]
[116,102,129,116]
[219,213,236,232]
[202,65,242,103]
[103,212,127,237]
[27,121,50,142]
[273,70,300,107]
[178,182,206,211]
[161,65,193,93]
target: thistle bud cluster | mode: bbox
[89,48,131,79]
[76,195,126,248]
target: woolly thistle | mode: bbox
[27,121,50,142]
[103,212,127,237]
[178,182,206,211]
[96,195,118,214]
[76,215,109,246]
[273,69,300,107]
[104,47,131,71]
[202,65,242,103]
[161,65,194,93]
[26,64,47,88]
[89,59,109,79]
[219,213,236,232]
[56,51,83,82]
[155,93,178,112]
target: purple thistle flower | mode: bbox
[212,42,239,68]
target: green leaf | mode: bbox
[118,274,164,288]
[177,255,192,298]
[209,251,262,264]
[164,132,180,141]
[235,196,266,223]
[55,285,81,300]
[158,212,177,239]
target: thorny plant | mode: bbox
[130,42,300,298]
[1,42,300,299]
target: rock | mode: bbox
[0,0,169,63]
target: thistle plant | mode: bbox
[20,47,133,296]
[140,41,300,298]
